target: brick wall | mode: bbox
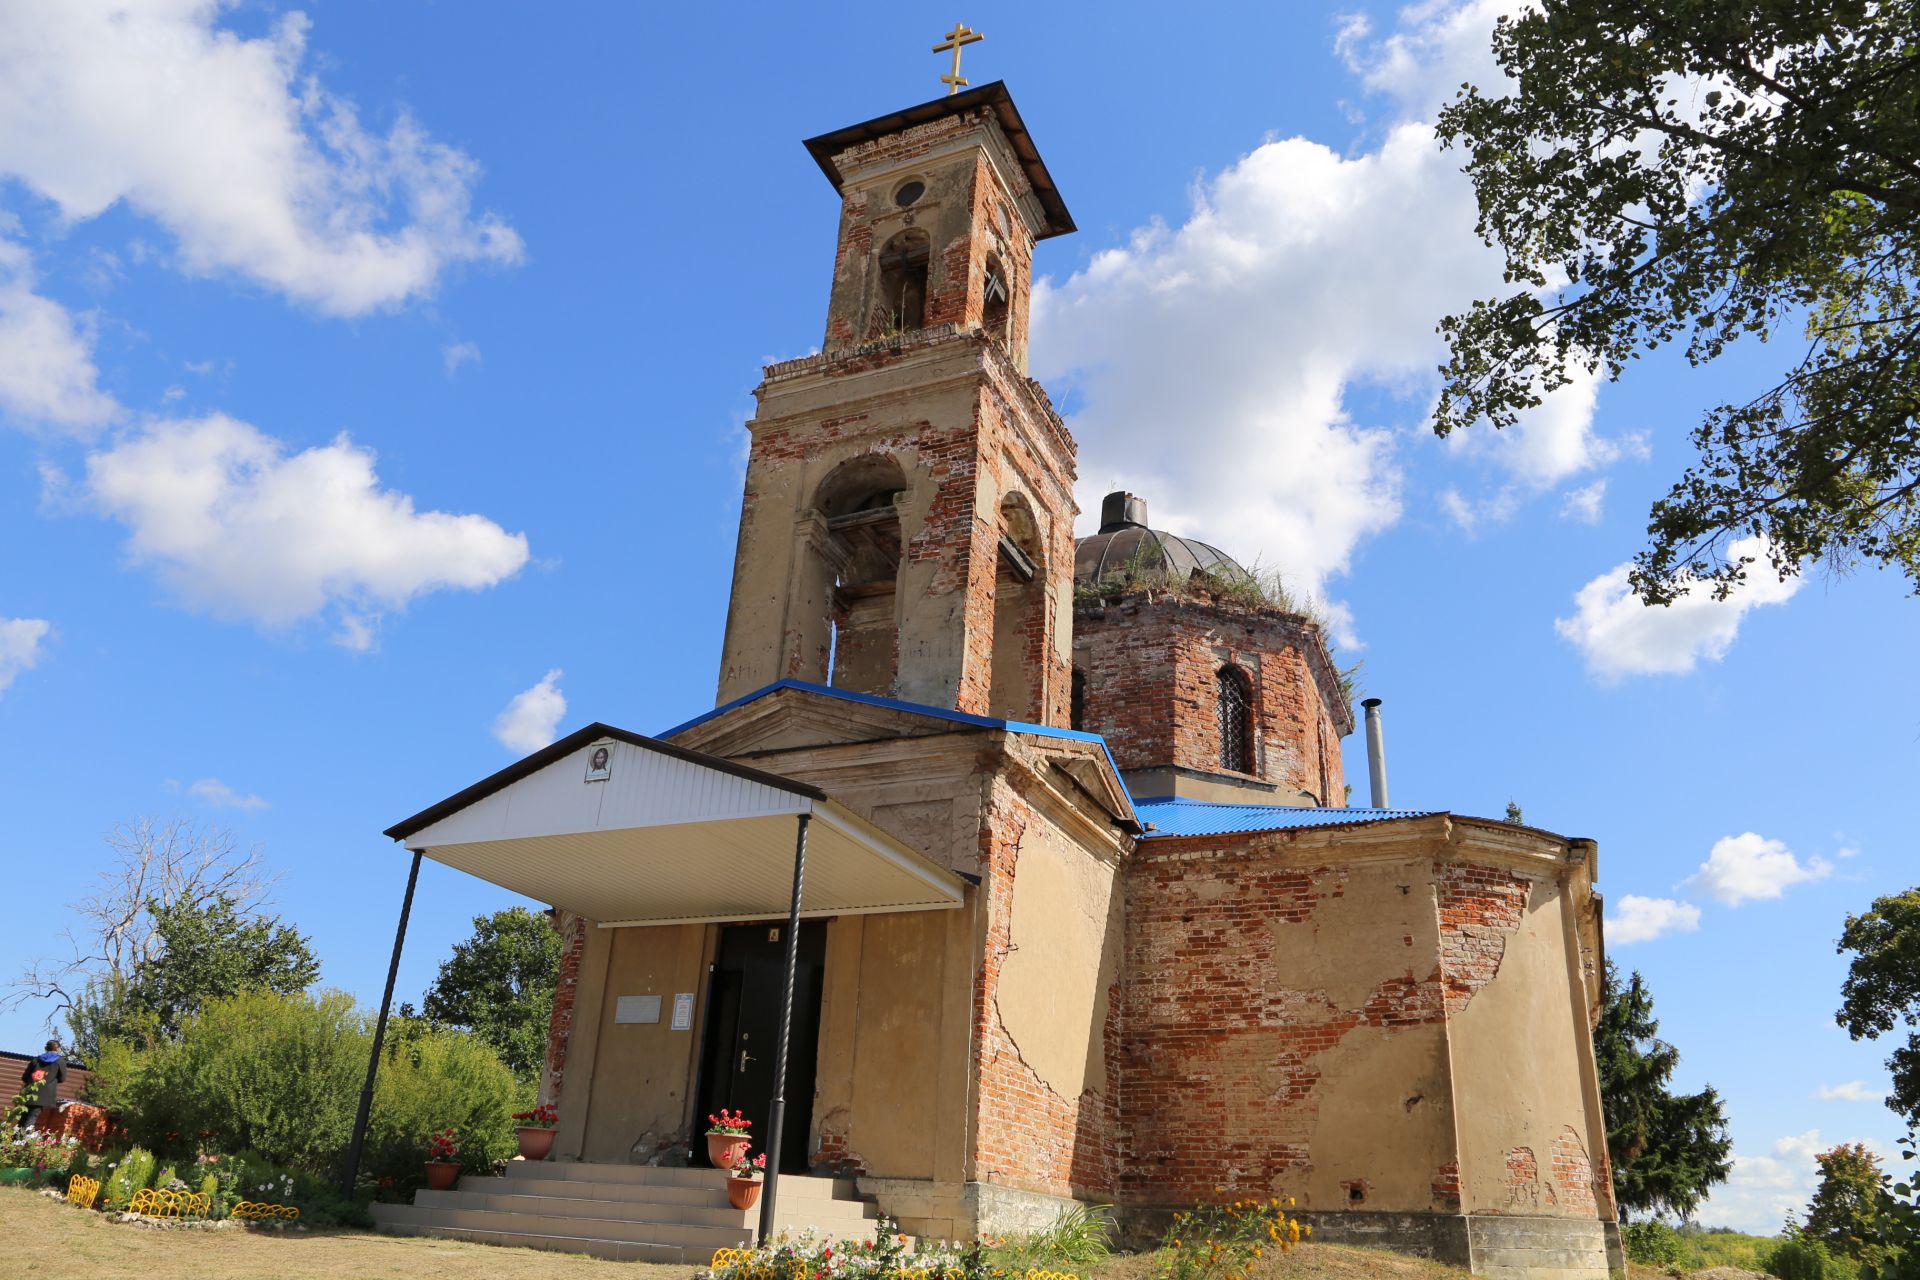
[1073,593,1348,801]
[542,910,589,1106]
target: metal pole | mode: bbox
[1362,698,1389,809]
[757,812,811,1243]
[341,848,423,1197]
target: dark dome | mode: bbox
[1074,492,1252,588]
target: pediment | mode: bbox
[667,686,980,758]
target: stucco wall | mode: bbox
[1447,871,1610,1220]
[571,923,711,1164]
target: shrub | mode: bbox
[1158,1198,1308,1280]
[1624,1219,1683,1265]
[103,989,519,1185]
[102,1146,156,1209]
[991,1204,1114,1275]
[1768,1233,1862,1280]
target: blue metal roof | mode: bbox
[1134,799,1440,839]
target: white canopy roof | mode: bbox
[386,724,967,928]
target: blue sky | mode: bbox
[0,0,1912,1232]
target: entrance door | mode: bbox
[694,921,826,1173]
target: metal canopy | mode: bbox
[388,726,967,927]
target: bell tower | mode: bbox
[716,82,1079,725]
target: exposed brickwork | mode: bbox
[1436,864,1531,1013]
[542,910,588,1106]
[813,1128,871,1176]
[1073,591,1348,802]
[1432,1160,1462,1211]
[1552,1126,1600,1215]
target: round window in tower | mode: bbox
[894,180,926,208]
[995,203,1012,237]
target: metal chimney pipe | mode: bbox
[1361,698,1388,808]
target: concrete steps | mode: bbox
[371,1160,885,1265]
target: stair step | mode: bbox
[416,1188,879,1231]
[504,1161,856,1200]
[462,1175,732,1207]
[375,1203,753,1249]
[376,1217,712,1265]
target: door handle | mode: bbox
[739,1050,754,1072]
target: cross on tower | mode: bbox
[931,22,983,96]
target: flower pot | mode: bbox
[515,1126,556,1161]
[424,1160,460,1191]
[727,1176,763,1210]
[707,1133,750,1169]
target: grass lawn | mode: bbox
[3,1188,1470,1280]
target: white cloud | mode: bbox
[1031,3,1629,631]
[0,238,122,433]
[493,669,566,754]
[187,776,268,811]
[0,1,522,316]
[1817,1081,1886,1103]
[1554,536,1802,680]
[1560,480,1607,525]
[1605,895,1702,946]
[0,615,51,696]
[1338,0,1520,120]
[1688,832,1832,906]
[84,413,530,648]
[442,341,481,378]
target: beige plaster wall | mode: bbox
[812,905,976,1183]
[1448,874,1607,1219]
[574,923,711,1165]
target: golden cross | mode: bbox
[932,22,984,96]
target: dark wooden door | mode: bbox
[694,921,826,1173]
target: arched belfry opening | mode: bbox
[817,455,906,696]
[982,253,1011,346]
[990,493,1045,721]
[873,230,930,337]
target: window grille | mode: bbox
[1218,665,1254,773]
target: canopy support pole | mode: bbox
[757,812,811,1244]
[341,847,422,1198]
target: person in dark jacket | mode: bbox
[20,1039,63,1129]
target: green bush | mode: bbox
[98,989,521,1184]
[1624,1219,1683,1265]
[1769,1234,1863,1280]
[102,1146,156,1209]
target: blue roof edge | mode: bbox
[658,679,1137,818]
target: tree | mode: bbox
[419,908,561,1078]
[5,818,281,1056]
[1805,1142,1892,1259]
[123,893,319,1041]
[1435,2,1920,604]
[1594,961,1734,1218]
[1837,887,1920,1126]
[1505,800,1526,825]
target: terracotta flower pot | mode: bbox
[424,1160,460,1191]
[707,1133,750,1169]
[727,1176,763,1210]
[515,1125,556,1160]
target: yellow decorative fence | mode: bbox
[127,1187,212,1220]
[66,1174,101,1210]
[231,1200,302,1222]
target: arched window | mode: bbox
[982,254,1010,345]
[1218,664,1255,774]
[815,455,906,695]
[1070,667,1088,731]
[873,230,929,337]
[990,494,1044,720]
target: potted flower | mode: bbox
[424,1127,461,1191]
[511,1103,558,1160]
[727,1151,767,1210]
[705,1108,751,1169]
[0,1083,41,1185]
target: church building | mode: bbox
[370,79,1621,1280]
